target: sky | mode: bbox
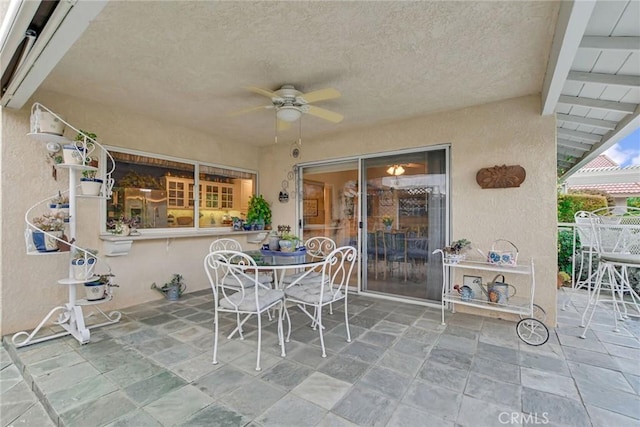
[604,127,640,167]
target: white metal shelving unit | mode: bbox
[13,103,121,348]
[434,249,549,346]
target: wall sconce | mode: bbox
[386,165,405,176]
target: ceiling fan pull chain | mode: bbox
[298,116,302,145]
[274,111,278,144]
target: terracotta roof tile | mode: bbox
[583,155,618,169]
[569,182,640,195]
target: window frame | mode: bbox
[101,146,258,235]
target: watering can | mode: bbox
[479,274,516,305]
[151,281,186,301]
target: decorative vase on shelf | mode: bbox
[385,225,392,231]
[32,230,63,252]
[445,253,466,264]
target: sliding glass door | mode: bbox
[298,147,448,303]
[362,148,447,302]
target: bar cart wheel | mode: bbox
[519,303,546,322]
[516,318,549,346]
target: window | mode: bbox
[106,149,257,231]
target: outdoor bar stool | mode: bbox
[580,220,640,338]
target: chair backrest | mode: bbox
[393,232,407,256]
[319,246,357,297]
[204,250,263,310]
[575,211,597,248]
[304,236,336,260]
[209,238,242,253]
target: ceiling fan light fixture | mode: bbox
[276,106,302,122]
[387,165,405,176]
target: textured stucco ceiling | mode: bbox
[40,1,560,146]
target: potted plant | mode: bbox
[106,216,140,236]
[150,273,186,301]
[278,232,300,253]
[443,238,471,263]
[557,271,571,289]
[246,194,271,230]
[49,191,70,222]
[84,273,114,301]
[71,248,98,280]
[63,130,96,165]
[381,215,393,230]
[31,213,66,252]
[80,168,103,196]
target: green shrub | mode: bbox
[569,188,614,207]
[628,197,640,210]
[557,193,607,222]
[558,229,579,275]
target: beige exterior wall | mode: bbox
[0,92,557,336]
[260,94,558,325]
[0,90,260,334]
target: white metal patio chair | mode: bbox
[284,245,357,357]
[204,250,286,371]
[208,238,273,339]
[280,236,336,285]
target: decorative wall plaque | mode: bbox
[476,164,526,189]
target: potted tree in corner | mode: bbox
[246,194,272,230]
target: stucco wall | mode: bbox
[260,94,558,325]
[0,90,260,335]
[1,92,557,336]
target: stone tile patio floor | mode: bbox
[1,289,639,427]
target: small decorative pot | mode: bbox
[84,280,107,301]
[445,253,466,264]
[268,236,280,251]
[32,230,62,252]
[80,178,103,196]
[71,257,97,280]
[62,145,86,165]
[279,240,294,252]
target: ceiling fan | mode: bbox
[228,84,344,126]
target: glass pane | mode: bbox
[106,151,257,230]
[107,152,194,229]
[362,149,447,302]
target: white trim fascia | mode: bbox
[541,0,597,116]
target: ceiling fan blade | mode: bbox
[300,88,341,104]
[306,105,344,123]
[246,86,278,99]
[226,105,269,117]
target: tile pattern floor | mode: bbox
[1,288,639,427]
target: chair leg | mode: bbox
[278,302,286,357]
[256,312,262,371]
[212,311,219,365]
[316,305,326,358]
[344,298,351,343]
